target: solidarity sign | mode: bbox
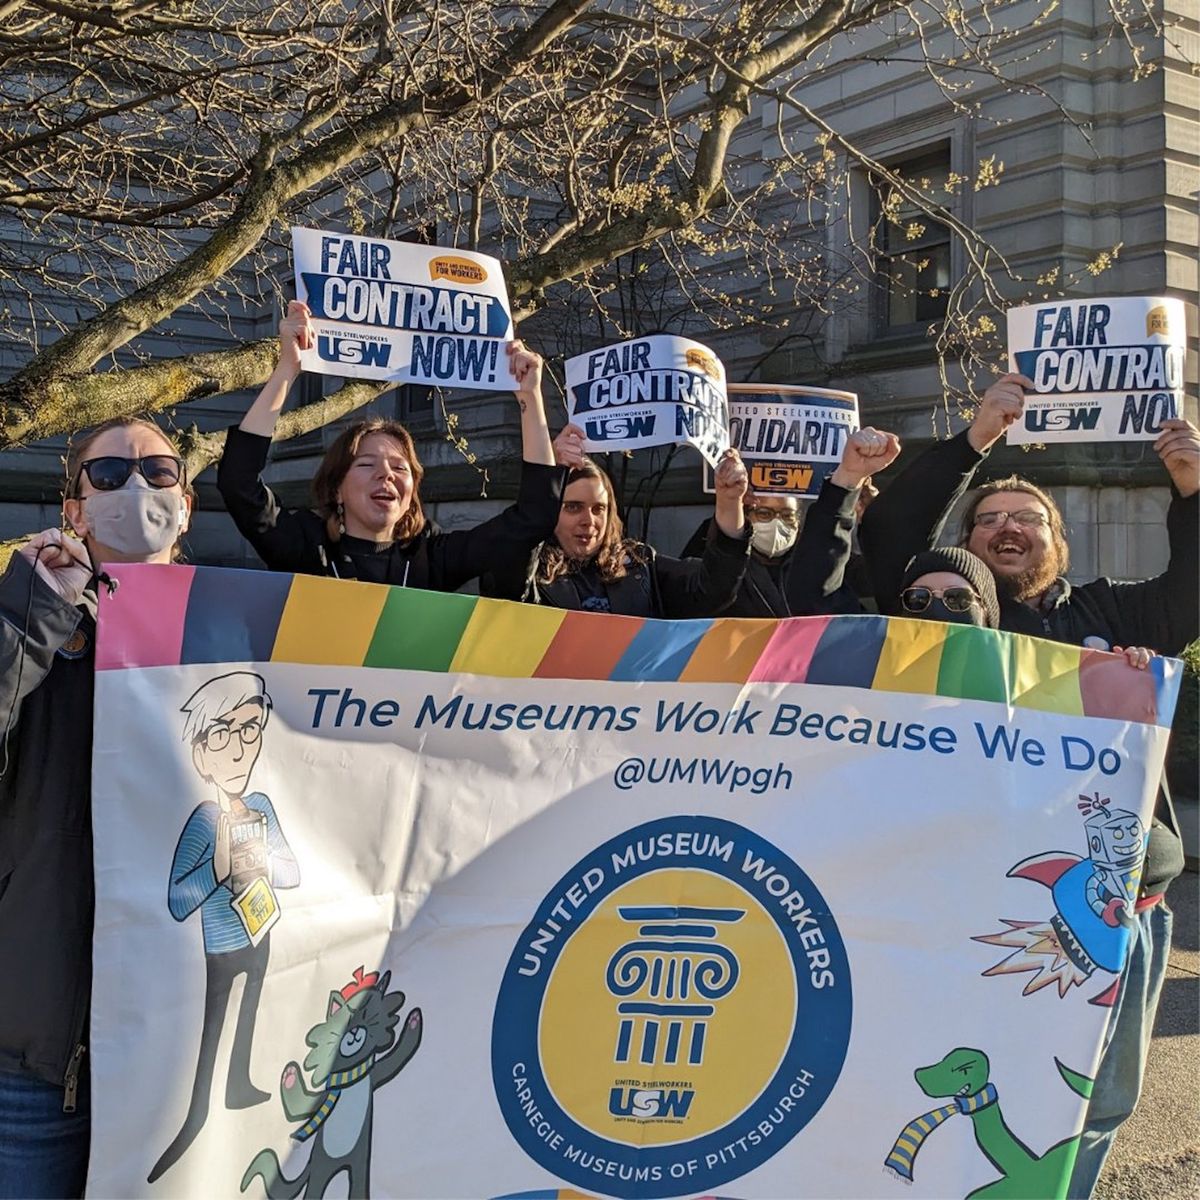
[566,335,731,466]
[292,227,519,390]
[89,565,1180,1198]
[1006,297,1185,444]
[705,385,860,499]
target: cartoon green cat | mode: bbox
[241,967,422,1199]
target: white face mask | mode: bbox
[82,487,186,558]
[750,517,797,559]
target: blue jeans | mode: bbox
[1067,901,1173,1198]
[0,1067,90,1199]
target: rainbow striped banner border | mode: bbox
[95,564,1180,728]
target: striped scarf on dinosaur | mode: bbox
[290,1058,374,1143]
[884,1084,999,1182]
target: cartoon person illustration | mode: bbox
[149,671,300,1183]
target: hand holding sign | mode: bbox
[831,427,902,490]
[1155,418,1200,498]
[279,300,315,378]
[969,373,1032,452]
[713,447,749,537]
[553,423,587,468]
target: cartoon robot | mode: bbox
[975,793,1148,1006]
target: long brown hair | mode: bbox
[312,419,426,543]
[64,416,191,561]
[957,474,1070,575]
[538,461,647,585]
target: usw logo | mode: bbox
[317,335,392,368]
[1026,406,1101,433]
[608,1087,695,1119]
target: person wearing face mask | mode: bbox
[897,548,1000,628]
[0,417,192,1198]
[679,493,801,618]
[217,301,564,588]
[483,426,751,617]
[677,427,900,618]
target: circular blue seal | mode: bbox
[492,815,852,1197]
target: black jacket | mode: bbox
[860,429,1196,895]
[860,430,1199,652]
[217,425,567,589]
[681,481,872,618]
[0,554,95,1090]
[483,524,752,619]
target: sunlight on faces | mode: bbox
[63,423,191,564]
[911,570,973,592]
[555,475,610,562]
[746,492,800,523]
[336,432,414,541]
[967,490,1060,596]
[191,700,266,799]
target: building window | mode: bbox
[871,146,953,332]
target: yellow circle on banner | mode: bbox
[538,868,797,1147]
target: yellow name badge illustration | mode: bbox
[231,876,279,946]
[429,256,488,285]
[1146,305,1170,337]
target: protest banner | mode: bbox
[703,384,859,498]
[292,226,519,390]
[1006,297,1186,444]
[90,565,1180,1199]
[566,335,730,466]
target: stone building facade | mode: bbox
[1,4,1195,582]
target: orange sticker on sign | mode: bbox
[429,256,488,285]
[685,347,721,379]
[751,463,814,492]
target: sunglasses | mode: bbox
[746,506,799,528]
[901,586,981,615]
[973,509,1048,529]
[74,455,184,494]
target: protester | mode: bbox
[0,417,193,1199]
[217,301,564,588]
[898,547,1000,628]
[673,428,897,618]
[783,427,900,615]
[678,492,802,617]
[861,375,1199,1197]
[483,423,750,617]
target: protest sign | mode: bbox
[566,335,730,466]
[1006,296,1186,444]
[703,384,859,498]
[91,565,1180,1198]
[292,226,519,390]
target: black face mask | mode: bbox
[925,600,986,627]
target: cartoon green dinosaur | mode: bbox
[884,1047,1092,1198]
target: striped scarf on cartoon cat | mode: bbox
[291,1058,374,1142]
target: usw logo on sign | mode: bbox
[609,1088,696,1120]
